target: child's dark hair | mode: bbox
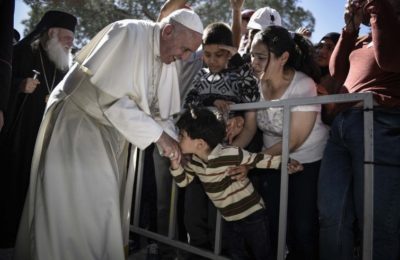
[176,107,226,150]
[254,25,321,83]
[202,22,233,47]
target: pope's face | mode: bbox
[160,23,202,64]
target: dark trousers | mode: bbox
[224,209,273,260]
[252,161,320,260]
[184,177,217,252]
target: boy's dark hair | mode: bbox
[202,22,233,47]
[176,107,226,150]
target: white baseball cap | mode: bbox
[247,7,282,31]
[165,9,203,34]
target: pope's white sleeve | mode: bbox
[103,96,163,149]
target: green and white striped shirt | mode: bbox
[170,144,281,221]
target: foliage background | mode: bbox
[22,0,315,47]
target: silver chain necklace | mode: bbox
[39,47,57,96]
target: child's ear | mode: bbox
[196,139,208,150]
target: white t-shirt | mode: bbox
[257,71,329,163]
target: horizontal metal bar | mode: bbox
[229,93,372,111]
[130,226,230,260]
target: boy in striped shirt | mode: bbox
[169,107,280,259]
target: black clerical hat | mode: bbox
[13,29,20,42]
[17,10,77,46]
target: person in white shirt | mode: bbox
[249,25,328,260]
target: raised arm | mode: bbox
[157,0,188,22]
[230,0,244,49]
[367,0,400,72]
[329,0,362,82]
[231,111,257,148]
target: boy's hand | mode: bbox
[226,165,250,181]
[170,154,191,170]
[170,157,180,170]
[218,44,238,56]
[213,99,234,114]
[287,158,304,174]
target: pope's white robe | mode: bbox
[14,19,181,260]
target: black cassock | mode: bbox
[0,42,66,247]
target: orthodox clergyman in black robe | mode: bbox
[0,10,77,248]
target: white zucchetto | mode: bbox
[163,9,203,34]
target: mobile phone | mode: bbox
[350,0,367,10]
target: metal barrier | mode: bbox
[130,92,374,260]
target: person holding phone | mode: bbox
[318,0,400,259]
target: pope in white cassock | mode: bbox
[14,9,203,260]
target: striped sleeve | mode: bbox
[170,164,196,187]
[239,148,281,169]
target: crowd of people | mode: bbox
[0,0,399,259]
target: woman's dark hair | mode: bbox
[254,25,321,83]
[202,22,233,47]
[176,107,226,150]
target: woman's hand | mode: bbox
[229,0,244,12]
[287,158,304,174]
[344,0,365,32]
[157,0,188,21]
[226,116,245,144]
[226,165,250,181]
[296,27,312,38]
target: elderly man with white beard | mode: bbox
[0,10,77,252]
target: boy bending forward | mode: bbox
[169,107,280,259]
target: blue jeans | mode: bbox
[318,107,400,260]
[224,209,273,260]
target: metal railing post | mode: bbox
[133,149,145,227]
[363,94,374,260]
[277,104,291,260]
[214,211,223,255]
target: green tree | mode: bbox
[192,0,314,32]
[22,0,315,46]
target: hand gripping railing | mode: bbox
[130,92,374,260]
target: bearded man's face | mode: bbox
[46,28,74,71]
